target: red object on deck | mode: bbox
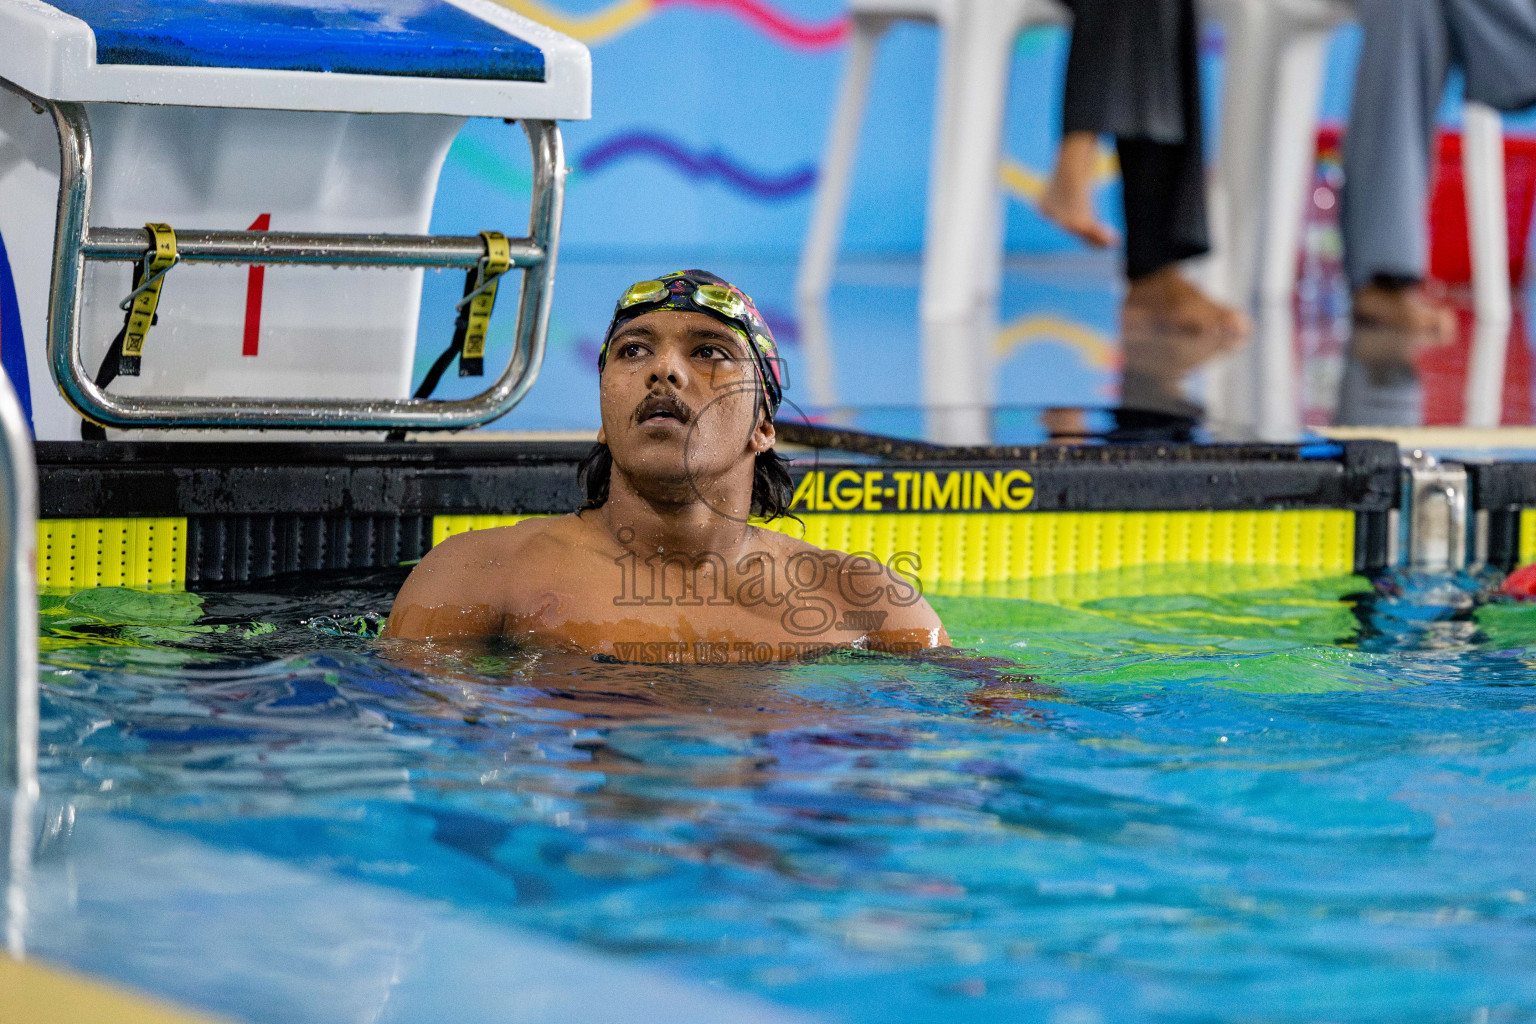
[1315,126,1536,285]
[1501,563,1536,598]
[1416,306,1533,425]
[1429,131,1536,284]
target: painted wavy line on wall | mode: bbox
[579,132,818,199]
[453,131,1107,210]
[496,0,1083,50]
[994,314,1118,371]
[575,138,1099,206]
[495,0,848,48]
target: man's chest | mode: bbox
[505,551,869,650]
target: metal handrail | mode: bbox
[82,227,545,269]
[0,363,37,797]
[35,91,566,432]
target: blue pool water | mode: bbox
[19,566,1536,1022]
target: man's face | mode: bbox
[598,309,772,503]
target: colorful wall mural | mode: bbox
[431,0,1094,259]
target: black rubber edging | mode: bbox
[1466,461,1536,570]
[35,438,1403,583]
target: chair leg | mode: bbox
[794,15,889,414]
[796,15,888,310]
[1209,0,1279,312]
[1257,23,1331,304]
[1463,102,1512,325]
[1228,19,1330,441]
[919,0,1026,445]
[1462,100,1512,428]
[1205,2,1333,438]
[1204,0,1282,432]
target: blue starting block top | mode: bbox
[43,0,544,81]
[1,0,588,117]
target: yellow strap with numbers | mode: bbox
[461,231,511,364]
[120,222,178,364]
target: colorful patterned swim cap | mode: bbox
[598,269,783,414]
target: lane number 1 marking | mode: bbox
[243,213,270,357]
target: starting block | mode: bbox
[0,0,589,439]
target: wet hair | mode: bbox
[578,442,798,523]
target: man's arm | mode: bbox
[866,595,950,651]
[384,530,512,639]
[830,551,951,650]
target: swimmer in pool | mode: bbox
[386,269,949,662]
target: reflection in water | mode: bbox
[1022,284,1534,442]
[1077,320,1239,443]
[782,255,1535,439]
[1120,323,1237,422]
[1305,288,1534,429]
[1464,316,1514,428]
[1334,323,1442,427]
[1020,323,1239,445]
[1328,312,1529,429]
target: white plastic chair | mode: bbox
[801,0,1516,441]
[1208,0,1512,432]
[796,0,1071,444]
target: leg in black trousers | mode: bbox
[1061,0,1210,280]
[1046,0,1242,338]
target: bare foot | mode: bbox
[1352,281,1455,341]
[1041,407,1093,444]
[1040,131,1118,249]
[1122,267,1250,341]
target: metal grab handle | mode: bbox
[1402,449,1469,573]
[0,360,37,796]
[39,94,566,432]
[83,227,545,270]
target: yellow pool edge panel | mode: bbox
[36,509,1355,593]
[1521,509,1536,566]
[436,509,1357,584]
[38,517,187,591]
[0,956,227,1024]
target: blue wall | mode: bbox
[431,3,1094,259]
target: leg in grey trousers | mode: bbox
[1343,0,1536,289]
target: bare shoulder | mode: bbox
[757,526,950,646]
[418,517,562,577]
[385,516,583,638]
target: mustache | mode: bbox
[633,389,694,425]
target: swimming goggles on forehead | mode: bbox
[610,275,783,411]
[618,278,750,324]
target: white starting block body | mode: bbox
[0,0,589,439]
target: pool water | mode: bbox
[20,566,1536,1023]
